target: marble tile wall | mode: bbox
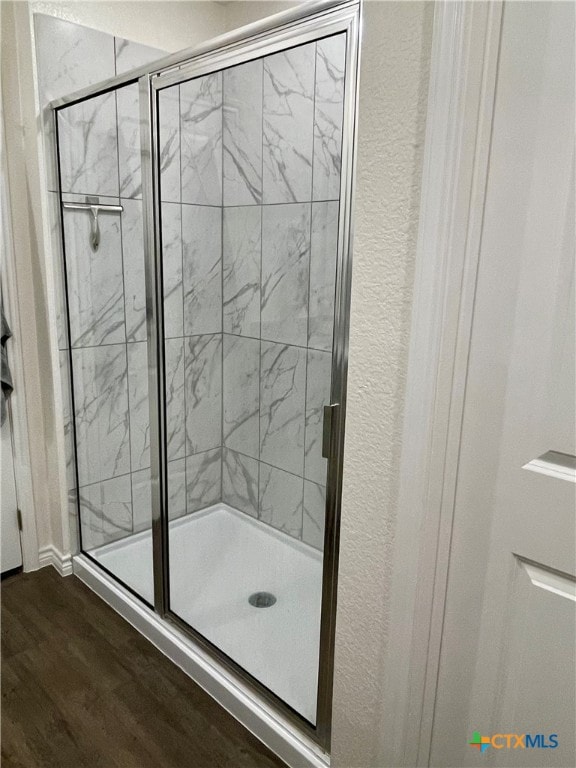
[158,35,346,551]
[44,14,345,554]
[35,13,168,550]
[223,36,345,551]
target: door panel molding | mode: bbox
[377,3,504,766]
[517,556,576,603]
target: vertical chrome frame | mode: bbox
[50,0,361,752]
[316,12,361,746]
[140,76,170,614]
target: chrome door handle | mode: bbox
[322,404,339,459]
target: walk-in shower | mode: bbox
[52,1,360,760]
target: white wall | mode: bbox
[1,2,60,566]
[223,0,302,32]
[332,2,433,765]
[29,1,225,51]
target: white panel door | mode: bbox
[429,2,575,766]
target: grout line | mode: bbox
[61,192,121,204]
[67,329,329,357]
[70,340,132,352]
[78,469,133,493]
[59,193,340,208]
[77,447,220,493]
[225,443,324,490]
[225,331,330,355]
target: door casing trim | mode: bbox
[378,2,504,766]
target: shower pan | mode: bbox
[51,1,360,762]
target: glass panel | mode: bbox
[158,33,346,724]
[57,82,154,605]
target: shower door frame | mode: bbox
[51,0,361,751]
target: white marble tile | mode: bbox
[117,83,142,199]
[263,43,315,204]
[165,338,186,461]
[182,204,222,335]
[223,59,263,206]
[100,475,133,544]
[304,349,332,485]
[127,342,150,472]
[114,38,166,75]
[68,490,80,554]
[223,334,259,459]
[78,488,101,551]
[185,334,222,455]
[313,34,346,201]
[121,198,147,342]
[63,194,125,347]
[161,202,184,339]
[58,92,119,197]
[309,201,339,351]
[79,474,132,550]
[35,14,115,193]
[159,86,182,203]
[303,480,325,550]
[259,464,303,539]
[260,341,306,476]
[167,458,187,520]
[222,448,258,518]
[180,73,222,206]
[131,467,152,533]
[186,448,222,513]
[261,203,310,346]
[72,345,130,486]
[223,206,261,337]
[59,351,76,493]
[34,14,116,106]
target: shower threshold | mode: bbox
[85,504,322,728]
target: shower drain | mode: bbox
[248,591,277,608]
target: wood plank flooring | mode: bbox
[1,567,287,768]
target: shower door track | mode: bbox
[50,0,361,758]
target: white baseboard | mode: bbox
[38,545,73,576]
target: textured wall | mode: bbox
[1,2,58,563]
[29,1,225,52]
[331,2,433,765]
[224,1,303,32]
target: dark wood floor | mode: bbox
[1,567,287,768]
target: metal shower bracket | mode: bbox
[62,197,123,252]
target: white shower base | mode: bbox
[89,503,322,724]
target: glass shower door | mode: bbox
[56,81,154,606]
[155,32,347,726]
